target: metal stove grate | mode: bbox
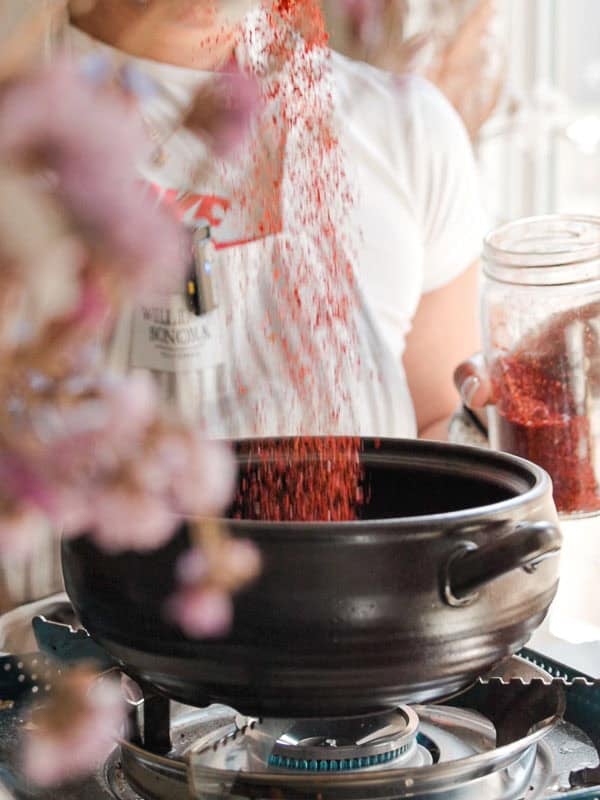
[519,648,600,800]
[1,603,600,799]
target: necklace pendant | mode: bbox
[150,146,168,167]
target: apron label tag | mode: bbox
[131,295,224,373]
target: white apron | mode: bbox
[107,231,415,439]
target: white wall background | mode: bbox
[479,0,600,222]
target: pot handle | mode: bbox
[443,521,561,607]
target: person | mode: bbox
[67,0,483,438]
[0,0,486,613]
[8,0,485,444]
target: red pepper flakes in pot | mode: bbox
[234,437,363,522]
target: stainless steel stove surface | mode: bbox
[1,596,600,800]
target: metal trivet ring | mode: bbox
[269,707,419,771]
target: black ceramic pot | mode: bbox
[62,437,561,717]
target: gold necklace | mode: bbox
[139,50,237,169]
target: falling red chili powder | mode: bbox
[233,437,363,522]
[231,1,364,522]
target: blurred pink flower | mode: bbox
[168,534,261,638]
[0,58,186,294]
[338,0,385,46]
[167,585,233,638]
[170,433,237,516]
[0,168,85,335]
[101,372,157,442]
[0,504,49,559]
[65,276,113,331]
[0,389,235,559]
[0,57,246,575]
[175,547,210,584]
[215,538,262,589]
[22,668,126,787]
[45,485,93,537]
[85,488,178,552]
[175,537,261,591]
[0,454,55,514]
[184,67,260,157]
[0,372,237,553]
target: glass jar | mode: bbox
[482,214,600,517]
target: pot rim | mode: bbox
[220,437,553,534]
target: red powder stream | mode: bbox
[234,437,363,521]
[231,1,364,522]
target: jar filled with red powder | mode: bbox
[482,215,600,516]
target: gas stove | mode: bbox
[1,596,600,800]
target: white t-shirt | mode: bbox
[67,22,485,439]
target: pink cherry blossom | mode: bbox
[85,488,178,552]
[338,0,386,47]
[0,42,252,640]
[184,67,260,157]
[0,58,186,295]
[0,370,238,554]
[43,423,235,552]
[167,585,234,638]
[0,31,264,771]
[170,433,237,516]
[0,169,85,336]
[101,372,158,443]
[167,534,261,638]
[0,454,55,515]
[175,537,261,591]
[215,538,262,588]
[22,668,126,787]
[0,504,49,560]
[175,547,210,584]
[65,276,113,332]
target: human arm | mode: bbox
[404,260,480,440]
[395,75,487,441]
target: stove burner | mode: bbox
[181,669,574,799]
[267,748,406,771]
[267,707,419,771]
[2,598,600,800]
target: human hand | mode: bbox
[453,352,492,409]
[453,353,492,438]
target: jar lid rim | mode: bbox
[483,214,600,268]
